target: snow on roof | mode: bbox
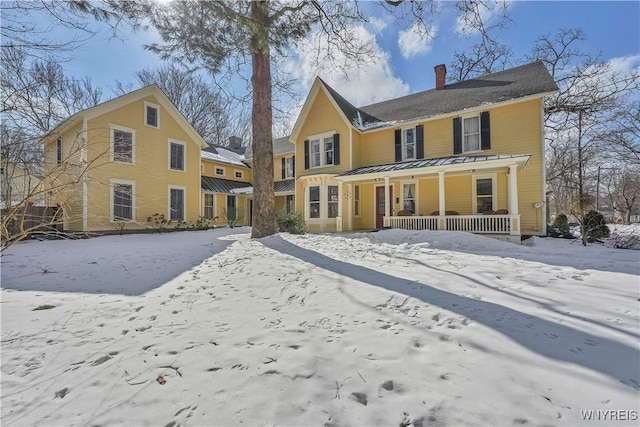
[201,147,247,167]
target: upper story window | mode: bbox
[111,125,135,164]
[56,137,62,164]
[145,101,160,128]
[454,112,490,155]
[169,140,185,171]
[286,156,295,178]
[403,128,415,160]
[463,116,480,152]
[215,167,225,176]
[235,171,243,179]
[305,133,340,169]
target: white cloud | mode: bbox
[607,54,640,74]
[369,16,388,33]
[398,21,438,59]
[285,26,409,110]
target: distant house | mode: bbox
[41,85,207,231]
[284,61,558,241]
[1,160,43,208]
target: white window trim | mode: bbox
[307,131,335,169]
[234,170,244,179]
[353,184,361,218]
[400,180,418,214]
[203,192,216,219]
[472,173,497,214]
[168,185,187,222]
[401,127,416,161]
[110,178,135,223]
[110,124,136,164]
[215,166,225,176]
[168,138,187,172]
[144,101,160,128]
[461,113,482,154]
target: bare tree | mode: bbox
[602,169,640,225]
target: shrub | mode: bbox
[548,213,573,238]
[221,208,242,228]
[147,213,171,232]
[584,210,610,242]
[276,210,306,234]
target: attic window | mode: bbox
[145,101,160,128]
[215,167,225,176]
[235,171,243,179]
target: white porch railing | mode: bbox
[385,214,520,235]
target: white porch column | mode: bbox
[438,171,446,215]
[346,183,352,231]
[384,176,391,218]
[508,164,519,214]
[337,181,343,232]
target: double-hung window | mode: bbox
[463,116,481,152]
[324,136,334,165]
[310,140,321,168]
[354,185,361,217]
[145,102,159,128]
[474,176,495,214]
[203,193,215,219]
[327,186,339,218]
[169,187,185,221]
[309,186,320,218]
[403,128,416,160]
[112,181,134,221]
[112,126,134,163]
[285,194,294,213]
[403,183,416,214]
[169,141,185,171]
[286,156,295,178]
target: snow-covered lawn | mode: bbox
[1,228,638,426]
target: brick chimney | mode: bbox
[434,64,447,90]
[228,135,242,150]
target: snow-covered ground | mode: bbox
[1,229,638,426]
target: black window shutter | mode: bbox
[394,129,402,162]
[333,133,340,165]
[292,155,295,177]
[304,140,309,170]
[416,125,424,159]
[281,157,286,180]
[481,111,491,150]
[453,118,462,155]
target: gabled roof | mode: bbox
[201,176,253,193]
[39,85,208,148]
[302,61,558,133]
[201,145,248,168]
[245,136,294,160]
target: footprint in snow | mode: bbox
[350,392,368,406]
[584,338,599,346]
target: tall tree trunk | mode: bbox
[577,111,587,246]
[250,0,276,238]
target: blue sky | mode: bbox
[49,1,640,121]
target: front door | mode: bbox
[375,186,393,229]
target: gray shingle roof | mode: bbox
[338,154,531,177]
[245,136,294,160]
[201,176,253,193]
[274,179,295,193]
[321,61,558,129]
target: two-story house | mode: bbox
[41,85,206,231]
[289,61,558,241]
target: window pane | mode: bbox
[463,117,480,152]
[310,186,320,202]
[113,184,132,220]
[324,137,334,165]
[114,130,132,162]
[464,117,479,134]
[286,157,294,177]
[354,185,360,216]
[476,178,493,213]
[170,143,184,170]
[170,189,184,221]
[204,194,215,219]
[403,183,416,213]
[328,186,338,202]
[147,106,158,127]
[476,178,492,195]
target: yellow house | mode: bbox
[41,85,207,231]
[289,61,559,242]
[1,161,43,208]
[200,139,253,226]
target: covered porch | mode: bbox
[335,154,530,242]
